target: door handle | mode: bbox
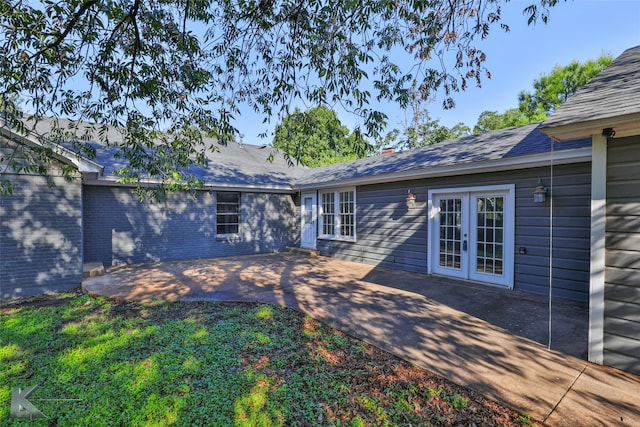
[463,240,468,252]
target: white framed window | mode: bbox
[216,192,240,236]
[319,188,356,241]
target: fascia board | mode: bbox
[295,147,592,190]
[540,113,640,141]
[0,125,104,174]
[84,176,296,194]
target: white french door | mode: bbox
[429,185,514,288]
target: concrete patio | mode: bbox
[83,252,640,426]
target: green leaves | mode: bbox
[473,53,613,134]
[518,54,614,117]
[272,105,374,167]
[379,102,471,151]
[1,1,558,191]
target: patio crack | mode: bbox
[543,365,587,423]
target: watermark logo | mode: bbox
[10,385,46,419]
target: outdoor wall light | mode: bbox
[533,179,548,203]
[602,128,616,139]
[406,189,417,209]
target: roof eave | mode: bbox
[84,176,296,193]
[0,125,105,175]
[540,112,640,141]
[295,147,592,190]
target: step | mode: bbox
[287,247,320,257]
[83,262,105,278]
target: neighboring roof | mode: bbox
[297,124,591,189]
[29,117,305,192]
[541,45,640,141]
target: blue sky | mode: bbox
[237,0,640,146]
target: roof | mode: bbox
[297,123,591,189]
[541,45,640,141]
[0,123,104,175]
[9,117,592,193]
[29,117,305,192]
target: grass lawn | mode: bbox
[1,289,538,426]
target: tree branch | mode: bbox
[29,0,100,61]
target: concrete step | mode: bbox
[83,262,105,278]
[287,247,320,257]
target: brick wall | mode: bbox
[1,171,83,298]
[83,186,298,266]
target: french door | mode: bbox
[429,186,514,288]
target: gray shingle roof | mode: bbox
[297,123,591,187]
[29,117,305,190]
[21,117,591,191]
[543,45,640,129]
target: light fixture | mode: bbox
[533,179,548,203]
[406,189,416,209]
[602,128,616,139]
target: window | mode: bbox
[321,192,335,236]
[216,192,240,235]
[319,189,355,240]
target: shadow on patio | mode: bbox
[84,252,621,424]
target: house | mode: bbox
[541,45,640,375]
[296,124,592,301]
[1,119,304,298]
[1,46,638,375]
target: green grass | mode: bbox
[1,291,535,426]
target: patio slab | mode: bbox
[83,253,640,425]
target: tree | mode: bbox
[0,0,561,194]
[379,83,471,151]
[473,108,527,134]
[518,54,613,118]
[379,113,470,151]
[272,106,372,167]
[406,115,471,149]
[473,54,613,134]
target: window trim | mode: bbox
[215,191,241,240]
[318,187,356,241]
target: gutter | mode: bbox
[83,176,297,194]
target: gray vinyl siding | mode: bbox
[316,162,591,303]
[604,135,640,375]
[83,186,298,266]
[1,140,83,298]
[317,182,428,272]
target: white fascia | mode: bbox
[0,125,104,175]
[540,113,640,142]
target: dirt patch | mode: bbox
[1,287,85,310]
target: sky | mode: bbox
[236,0,640,146]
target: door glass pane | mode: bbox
[439,198,462,269]
[304,197,313,223]
[475,196,504,275]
